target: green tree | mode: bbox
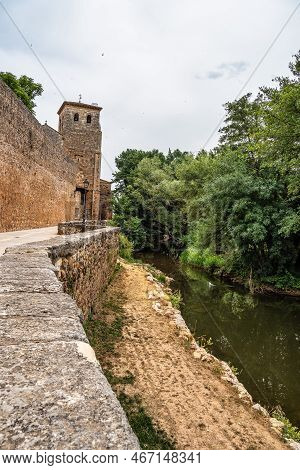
[113,149,186,253]
[259,52,300,196]
[0,72,43,113]
[219,92,262,167]
[112,51,300,289]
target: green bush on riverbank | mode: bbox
[180,248,300,292]
[180,247,225,271]
[272,410,300,443]
[261,273,300,291]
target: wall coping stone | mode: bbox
[0,227,138,450]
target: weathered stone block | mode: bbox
[0,315,87,346]
[0,292,82,319]
[0,341,138,449]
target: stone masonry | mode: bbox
[0,79,112,232]
[58,101,102,221]
[0,80,77,232]
[54,227,119,318]
[99,179,112,220]
[0,228,139,449]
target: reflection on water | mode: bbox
[138,252,300,427]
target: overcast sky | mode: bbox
[0,0,299,179]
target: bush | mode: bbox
[169,290,182,309]
[180,247,203,265]
[180,247,225,271]
[272,410,300,442]
[262,272,300,290]
[202,248,225,270]
[119,233,134,261]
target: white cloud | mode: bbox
[0,0,298,179]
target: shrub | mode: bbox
[180,247,225,271]
[180,247,203,266]
[272,410,300,442]
[169,290,182,309]
[202,248,225,270]
[119,233,134,261]
[262,272,300,290]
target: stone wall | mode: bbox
[58,102,102,221]
[57,220,105,235]
[0,228,138,449]
[0,79,77,232]
[99,179,112,220]
[53,228,119,317]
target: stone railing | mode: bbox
[57,220,106,235]
[0,228,139,450]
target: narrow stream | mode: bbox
[137,252,300,428]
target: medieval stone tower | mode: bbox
[57,101,102,221]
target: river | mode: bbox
[137,252,300,428]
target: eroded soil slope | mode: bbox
[90,261,288,450]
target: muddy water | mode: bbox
[137,252,300,427]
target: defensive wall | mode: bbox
[0,79,77,232]
[0,227,139,449]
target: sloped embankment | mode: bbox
[93,260,293,450]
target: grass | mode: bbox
[212,364,223,377]
[65,275,75,296]
[104,370,135,386]
[227,361,240,376]
[145,264,167,284]
[117,392,175,450]
[151,271,167,284]
[169,290,182,309]
[181,248,300,292]
[83,293,125,357]
[197,334,213,351]
[272,410,300,442]
[84,314,123,356]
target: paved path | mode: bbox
[0,227,58,255]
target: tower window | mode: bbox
[74,113,79,121]
[87,114,92,123]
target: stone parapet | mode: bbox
[0,228,139,450]
[58,220,105,235]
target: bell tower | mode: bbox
[57,101,102,221]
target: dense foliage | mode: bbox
[113,53,300,290]
[0,71,43,113]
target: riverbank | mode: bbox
[180,254,300,297]
[84,259,294,450]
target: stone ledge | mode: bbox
[0,315,87,346]
[5,227,120,260]
[0,293,82,319]
[58,220,106,235]
[0,340,138,449]
[0,228,138,450]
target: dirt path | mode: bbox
[99,261,289,450]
